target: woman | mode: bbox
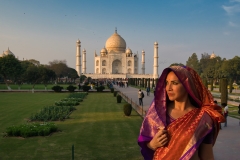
[138,66,224,160]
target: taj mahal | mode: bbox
[76,29,159,79]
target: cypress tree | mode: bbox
[219,79,221,92]
[155,78,158,87]
[221,78,228,105]
[229,79,233,93]
[152,79,155,88]
[202,78,208,88]
[210,78,214,91]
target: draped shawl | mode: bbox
[138,66,225,160]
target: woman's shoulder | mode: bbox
[201,110,214,126]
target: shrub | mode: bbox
[111,88,114,93]
[66,85,77,92]
[6,123,58,138]
[52,85,63,92]
[68,92,88,99]
[123,103,132,116]
[61,97,83,102]
[82,85,91,92]
[117,95,122,103]
[84,82,89,86]
[55,100,79,106]
[114,91,118,97]
[96,86,105,92]
[30,106,76,121]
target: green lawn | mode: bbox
[0,92,143,160]
[0,84,77,90]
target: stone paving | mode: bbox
[114,85,240,160]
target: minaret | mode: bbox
[82,48,86,74]
[141,50,145,74]
[153,41,159,79]
[76,39,81,76]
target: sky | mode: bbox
[1,0,240,74]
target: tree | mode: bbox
[0,55,22,90]
[15,61,35,89]
[220,56,240,93]
[169,63,184,67]
[23,65,42,93]
[48,60,69,82]
[186,53,200,74]
[199,53,223,89]
[27,59,40,66]
[39,66,56,90]
[67,68,79,83]
[221,78,228,105]
[79,75,87,83]
[228,56,240,84]
[199,53,210,75]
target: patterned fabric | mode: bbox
[138,66,225,160]
[166,110,214,144]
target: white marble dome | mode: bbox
[210,52,216,59]
[126,48,132,54]
[126,47,132,57]
[105,30,126,53]
[1,48,15,57]
[100,47,107,56]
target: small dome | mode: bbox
[83,48,86,52]
[101,47,107,53]
[3,48,15,57]
[105,30,126,52]
[76,39,81,43]
[154,41,158,45]
[210,52,216,59]
[126,48,132,54]
[0,52,5,57]
[101,47,107,56]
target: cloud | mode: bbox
[222,4,240,15]
[223,31,230,35]
[228,21,237,26]
[230,0,240,2]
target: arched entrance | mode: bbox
[112,59,122,74]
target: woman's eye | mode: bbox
[172,82,178,85]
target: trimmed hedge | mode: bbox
[117,95,122,103]
[52,85,63,92]
[66,85,77,92]
[30,105,76,121]
[96,86,105,92]
[6,123,58,138]
[82,85,91,92]
[123,103,132,116]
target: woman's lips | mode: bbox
[167,93,174,97]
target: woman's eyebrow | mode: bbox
[166,79,179,82]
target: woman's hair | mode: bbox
[189,95,200,108]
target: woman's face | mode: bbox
[165,71,188,101]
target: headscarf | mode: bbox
[138,66,225,160]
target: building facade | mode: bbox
[76,29,159,79]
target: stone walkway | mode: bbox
[114,85,240,160]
